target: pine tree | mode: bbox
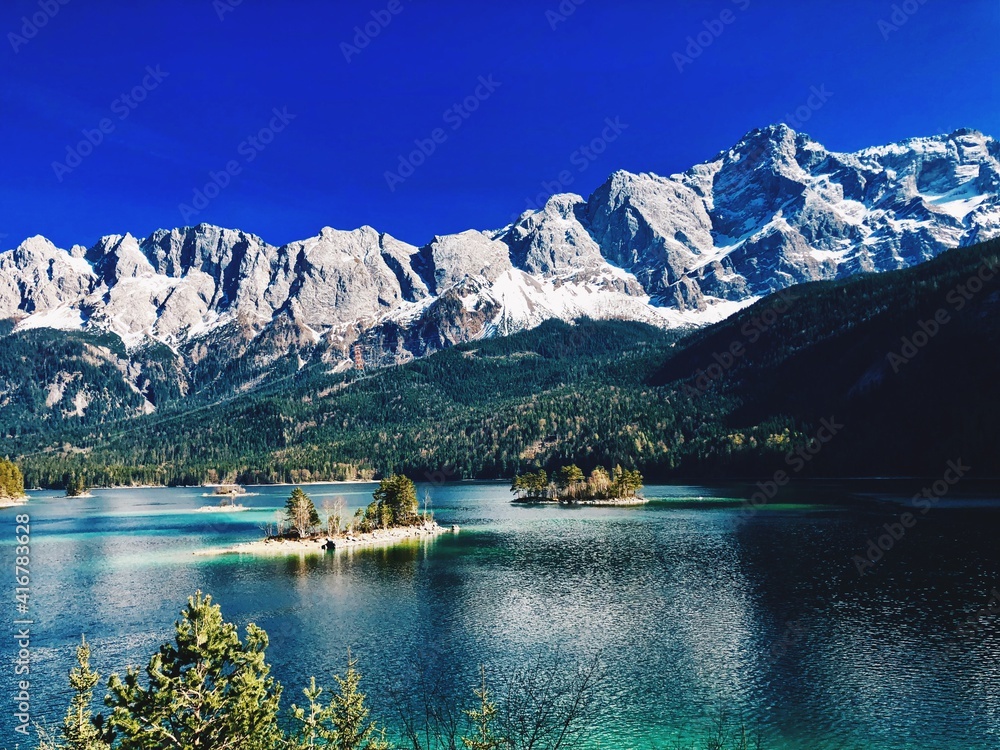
[461,667,503,750]
[611,465,626,499]
[556,465,584,498]
[39,636,110,750]
[371,475,418,527]
[328,652,393,750]
[516,470,549,499]
[625,469,643,497]
[510,473,526,500]
[64,472,87,497]
[285,487,321,536]
[105,591,283,750]
[290,677,327,749]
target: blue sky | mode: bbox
[1,0,997,250]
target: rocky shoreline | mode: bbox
[195,522,456,557]
[513,496,649,507]
[565,497,649,506]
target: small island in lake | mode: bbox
[199,474,453,556]
[195,483,253,512]
[511,464,646,506]
[64,472,94,499]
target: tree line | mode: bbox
[511,464,643,502]
[6,317,809,489]
[18,458,375,493]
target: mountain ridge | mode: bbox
[9,236,1000,487]
[2,125,998,421]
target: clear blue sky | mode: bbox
[1,0,997,250]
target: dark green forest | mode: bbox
[4,238,1000,489]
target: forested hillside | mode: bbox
[0,321,185,433]
[655,236,1000,475]
[5,238,1000,488]
[11,320,702,486]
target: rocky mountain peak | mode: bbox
[501,193,604,277]
[2,124,998,375]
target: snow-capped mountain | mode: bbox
[2,125,998,389]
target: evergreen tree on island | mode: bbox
[285,487,322,537]
[611,465,643,498]
[511,470,549,500]
[556,465,585,499]
[360,474,419,530]
[64,472,88,498]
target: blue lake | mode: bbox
[2,481,999,749]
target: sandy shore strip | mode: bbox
[194,522,456,556]
[0,497,28,509]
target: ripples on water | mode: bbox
[3,482,1000,749]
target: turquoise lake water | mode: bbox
[2,481,999,749]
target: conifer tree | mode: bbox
[556,465,584,498]
[461,667,503,750]
[370,474,418,527]
[328,652,393,750]
[285,487,321,536]
[290,653,392,749]
[64,472,87,497]
[105,591,283,750]
[38,636,110,750]
[510,473,526,499]
[290,677,327,749]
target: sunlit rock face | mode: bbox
[2,126,997,373]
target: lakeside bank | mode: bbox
[195,521,455,556]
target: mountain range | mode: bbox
[1,124,998,424]
[10,235,1000,488]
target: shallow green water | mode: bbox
[2,481,999,749]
